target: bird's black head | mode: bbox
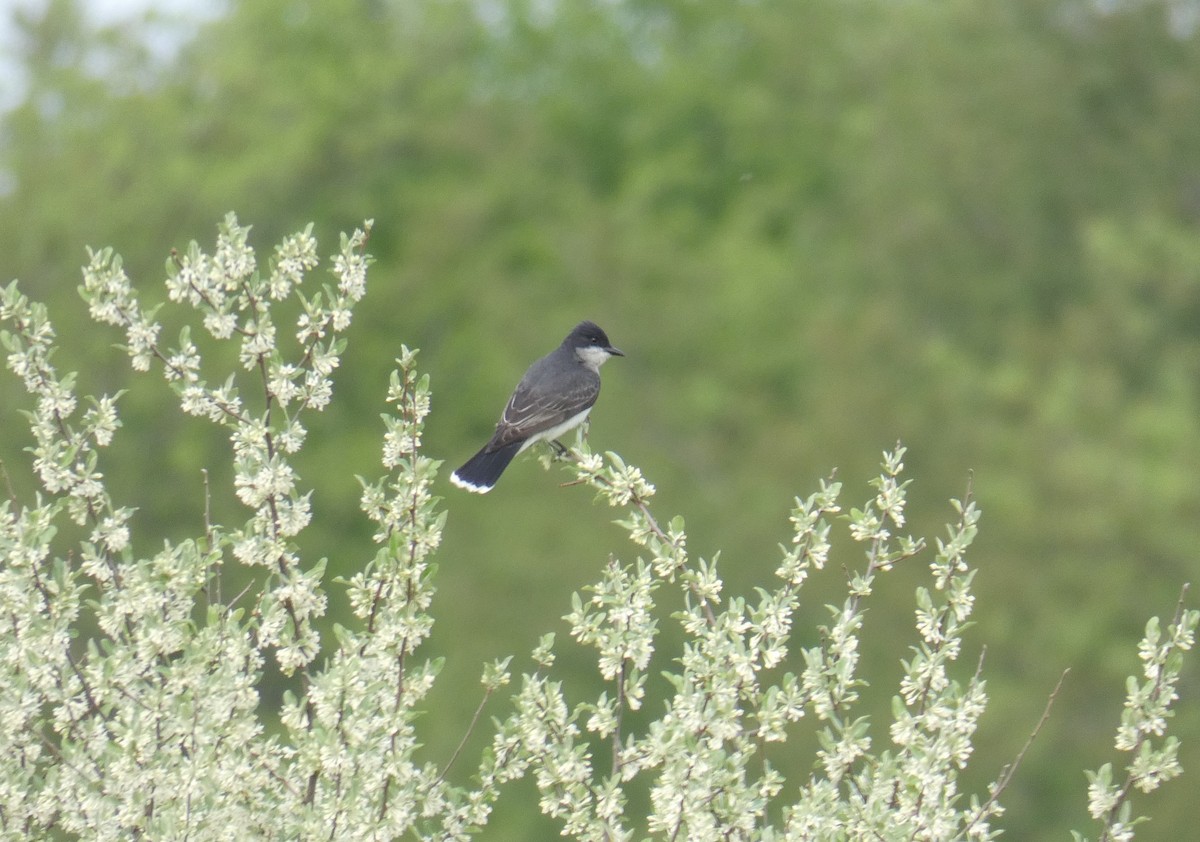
[565,321,624,357]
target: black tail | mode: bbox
[450,441,524,493]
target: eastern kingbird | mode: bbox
[450,321,624,493]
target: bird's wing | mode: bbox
[488,374,598,449]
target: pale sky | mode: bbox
[0,0,222,109]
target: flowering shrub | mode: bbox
[0,218,1194,840]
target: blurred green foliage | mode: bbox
[1,0,1197,837]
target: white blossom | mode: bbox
[214,213,257,283]
[239,318,276,368]
[84,394,121,446]
[203,309,237,339]
[3,244,1195,841]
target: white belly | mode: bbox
[517,407,592,453]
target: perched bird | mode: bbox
[450,321,624,493]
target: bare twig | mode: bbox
[0,459,18,502]
[965,668,1069,833]
[435,686,495,786]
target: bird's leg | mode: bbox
[548,439,569,457]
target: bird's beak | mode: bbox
[607,345,625,357]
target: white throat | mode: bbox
[576,345,613,372]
